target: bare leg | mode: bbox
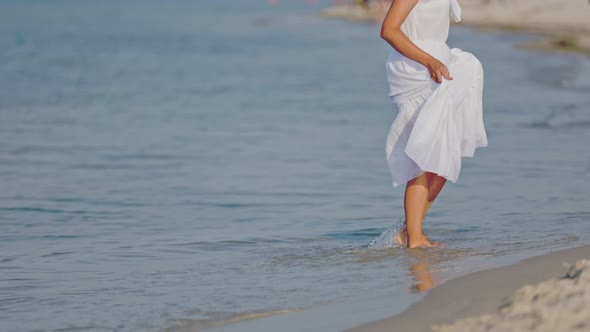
[420,172,447,246]
[423,172,447,216]
[403,172,447,248]
[404,172,430,248]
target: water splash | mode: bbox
[367,218,406,249]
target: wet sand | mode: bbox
[347,245,590,332]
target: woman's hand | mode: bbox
[424,57,453,83]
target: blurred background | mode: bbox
[1,0,589,331]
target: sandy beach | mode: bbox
[320,0,590,54]
[348,245,590,332]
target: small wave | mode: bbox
[324,228,384,241]
[166,237,297,252]
[526,120,590,129]
[0,206,88,214]
[40,235,84,240]
[191,201,272,209]
[522,106,590,129]
[104,152,189,161]
[41,251,76,258]
[164,307,305,331]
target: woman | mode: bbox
[380,0,488,248]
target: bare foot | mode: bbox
[423,236,445,248]
[396,221,444,249]
[407,235,444,249]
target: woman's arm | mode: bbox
[380,0,452,83]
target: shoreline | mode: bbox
[347,244,590,332]
[319,0,590,56]
[186,245,590,332]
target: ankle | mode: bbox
[406,233,426,247]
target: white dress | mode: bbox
[385,0,488,187]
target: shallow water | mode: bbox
[1,0,590,331]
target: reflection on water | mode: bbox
[408,251,438,293]
[410,261,436,293]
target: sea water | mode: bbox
[1,0,590,331]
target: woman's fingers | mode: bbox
[431,70,442,83]
[431,67,453,83]
[441,66,453,80]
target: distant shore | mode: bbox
[347,245,590,332]
[319,0,590,55]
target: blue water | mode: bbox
[1,0,590,331]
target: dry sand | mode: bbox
[347,245,590,332]
[434,259,590,332]
[320,0,590,54]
